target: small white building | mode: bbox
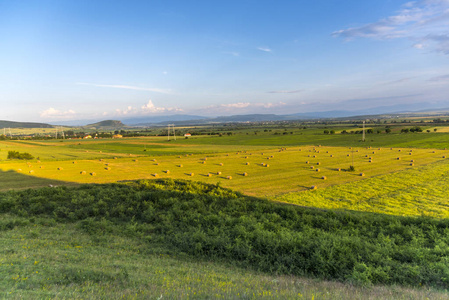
[184,133,191,137]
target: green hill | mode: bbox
[0,120,53,129]
[1,179,448,298]
[84,120,127,129]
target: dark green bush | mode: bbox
[7,150,34,160]
[1,179,449,288]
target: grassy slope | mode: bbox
[1,180,449,298]
[276,159,449,218]
[1,215,447,300]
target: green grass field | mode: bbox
[2,130,449,298]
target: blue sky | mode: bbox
[1,0,449,122]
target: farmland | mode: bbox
[2,127,449,298]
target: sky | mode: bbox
[1,0,449,123]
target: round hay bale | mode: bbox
[245,156,248,159]
[409,153,412,155]
[29,170,34,174]
[317,151,320,153]
[202,161,206,164]
[73,161,77,164]
[37,160,41,163]
[165,170,170,174]
[243,172,248,176]
[99,159,103,161]
[316,168,320,172]
[313,155,316,158]
[311,185,317,190]
[217,171,222,175]
[155,163,159,166]
[410,159,414,162]
[443,156,446,159]
[326,151,329,153]
[397,157,401,160]
[40,166,44,169]
[308,155,311,157]
[310,166,314,169]
[306,161,309,164]
[58,167,63,170]
[178,156,182,158]
[365,155,369,157]
[399,149,401,152]
[267,157,270,160]
[372,151,375,154]
[369,160,372,163]
[105,167,111,170]
[410,163,414,166]
[356,150,359,152]
[317,162,320,165]
[321,176,326,180]
[207,173,212,177]
[330,155,334,157]
[347,154,350,157]
[152,173,159,177]
[114,157,117,159]
[246,162,250,165]
[178,164,183,167]
[17,169,22,172]
[336,168,341,171]
[133,159,138,162]
[152,159,157,162]
[219,163,224,166]
[204,157,208,161]
[189,173,194,176]
[359,173,365,176]
[265,164,269,167]
[80,171,86,175]
[90,172,96,176]
[226,176,232,180]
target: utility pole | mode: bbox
[167,124,175,141]
[362,121,365,142]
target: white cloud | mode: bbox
[141,99,183,113]
[220,102,251,108]
[257,47,272,52]
[204,101,286,113]
[40,108,76,119]
[333,0,449,55]
[77,83,172,94]
[267,90,303,94]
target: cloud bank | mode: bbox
[333,0,449,55]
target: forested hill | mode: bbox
[0,120,53,128]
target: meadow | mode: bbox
[2,128,449,298]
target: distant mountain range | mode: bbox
[10,105,449,129]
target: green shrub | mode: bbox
[0,179,448,288]
[7,150,34,160]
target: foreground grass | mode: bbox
[2,215,447,299]
[1,180,449,293]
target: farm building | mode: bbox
[184,133,192,137]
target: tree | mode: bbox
[385,128,391,133]
[323,130,329,134]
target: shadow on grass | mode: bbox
[0,169,76,191]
